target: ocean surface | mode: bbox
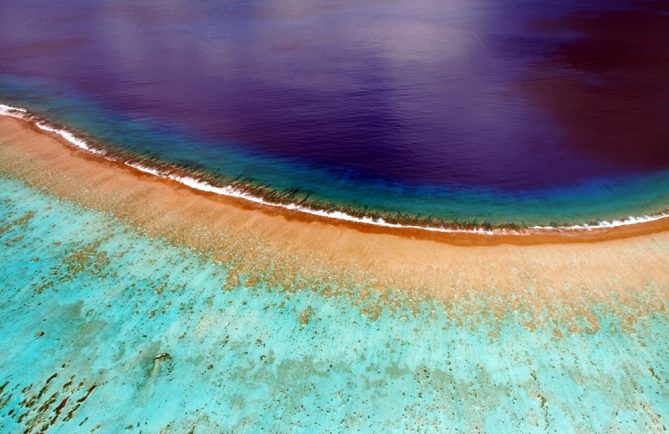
[0,0,668,227]
[0,176,667,432]
[1,1,669,432]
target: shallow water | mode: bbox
[0,177,667,432]
[1,0,668,226]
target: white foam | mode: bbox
[2,102,668,235]
[125,161,162,177]
[531,212,669,231]
[34,122,106,156]
[0,103,28,119]
[0,104,26,113]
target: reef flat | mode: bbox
[0,114,668,432]
[0,116,668,322]
[0,176,668,433]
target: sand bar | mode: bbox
[0,116,668,326]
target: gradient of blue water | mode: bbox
[1,177,667,432]
[1,76,669,227]
[1,0,668,226]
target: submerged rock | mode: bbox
[154,353,171,361]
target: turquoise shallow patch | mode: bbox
[0,176,667,433]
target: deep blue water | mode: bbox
[0,0,668,225]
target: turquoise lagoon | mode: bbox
[0,176,668,432]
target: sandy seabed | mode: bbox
[0,116,668,329]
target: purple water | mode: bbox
[0,0,668,225]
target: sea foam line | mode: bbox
[2,103,668,235]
